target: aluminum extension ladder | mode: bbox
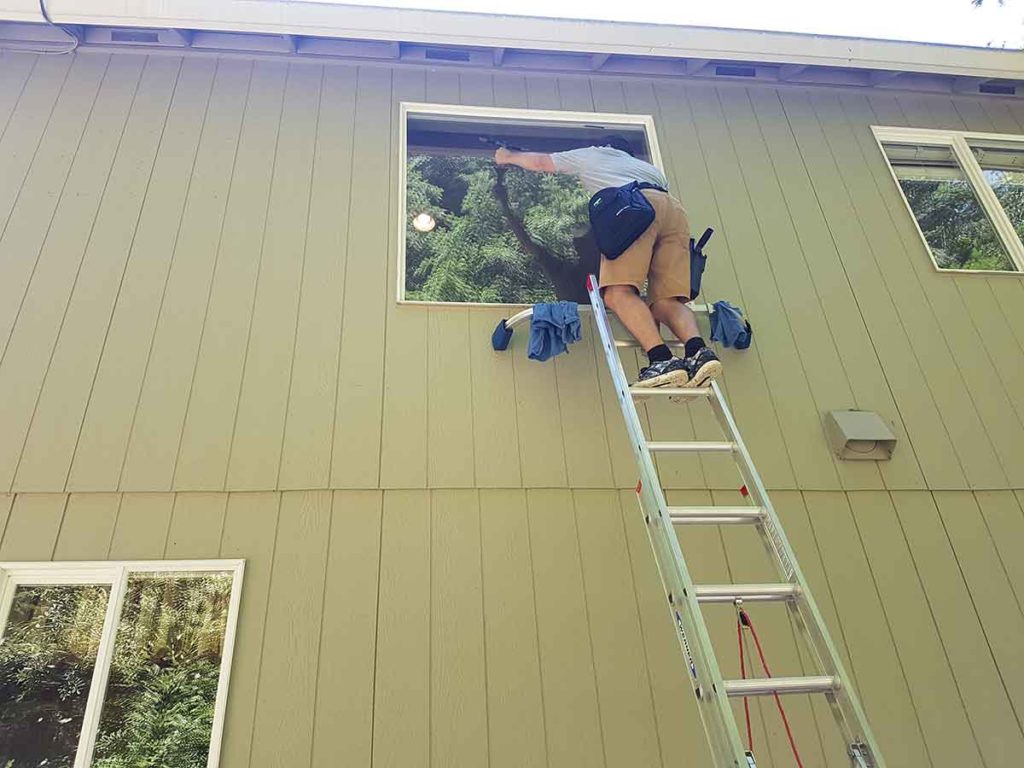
[585,274,884,768]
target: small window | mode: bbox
[400,103,663,305]
[874,127,1024,273]
[0,561,243,768]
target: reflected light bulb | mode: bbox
[412,212,436,232]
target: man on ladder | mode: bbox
[495,136,722,389]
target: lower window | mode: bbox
[0,561,243,768]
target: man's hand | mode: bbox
[494,147,513,165]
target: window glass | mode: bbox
[92,572,234,768]
[405,111,653,303]
[971,143,1024,247]
[882,142,1016,271]
[0,584,111,768]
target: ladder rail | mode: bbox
[706,381,886,763]
[586,275,750,766]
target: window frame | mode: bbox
[0,559,245,768]
[872,125,1024,274]
[397,101,666,306]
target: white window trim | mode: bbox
[872,125,1024,274]
[397,102,666,307]
[0,559,245,768]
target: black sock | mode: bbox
[684,336,706,358]
[646,343,672,364]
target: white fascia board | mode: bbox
[3,0,1023,80]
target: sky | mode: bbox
[300,0,1024,49]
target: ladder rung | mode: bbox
[647,441,736,453]
[629,386,711,399]
[694,583,800,604]
[723,676,840,698]
[668,506,764,525]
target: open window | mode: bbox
[0,561,244,768]
[399,103,663,305]
[874,126,1024,273]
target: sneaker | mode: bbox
[634,357,690,388]
[682,346,722,387]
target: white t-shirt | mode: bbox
[550,145,669,196]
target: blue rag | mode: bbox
[709,300,752,350]
[528,301,582,362]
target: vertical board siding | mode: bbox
[0,54,43,190]
[14,56,181,492]
[52,493,120,560]
[718,87,882,492]
[746,87,926,491]
[278,65,360,490]
[0,53,137,491]
[478,489,547,768]
[164,492,228,558]
[2,489,1024,766]
[67,57,217,491]
[0,52,84,364]
[526,488,606,767]
[4,50,1024,768]
[311,490,382,767]
[119,58,253,491]
[217,492,280,768]
[329,66,393,488]
[0,493,65,560]
[430,490,489,766]
[892,491,1024,764]
[172,60,288,491]
[828,92,1019,489]
[779,90,969,489]
[372,489,431,768]
[248,490,332,768]
[7,55,1016,496]
[107,492,173,559]
[801,491,933,765]
[226,64,323,491]
[571,489,661,767]
[849,491,985,765]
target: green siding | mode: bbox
[1,488,1023,766]
[2,49,1024,767]
[4,51,1024,493]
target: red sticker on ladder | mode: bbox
[635,479,643,495]
[740,485,749,497]
[586,275,595,292]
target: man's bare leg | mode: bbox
[650,297,699,343]
[602,285,662,350]
[602,285,689,387]
[650,296,722,387]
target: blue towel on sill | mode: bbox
[528,301,582,362]
[709,300,753,350]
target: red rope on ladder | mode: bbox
[737,608,805,768]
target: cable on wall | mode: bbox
[0,0,79,55]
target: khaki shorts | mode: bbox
[599,190,691,303]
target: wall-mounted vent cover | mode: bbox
[424,47,472,62]
[825,410,897,461]
[715,64,757,78]
[111,29,161,44]
[980,82,1016,95]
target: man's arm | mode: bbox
[495,147,556,173]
